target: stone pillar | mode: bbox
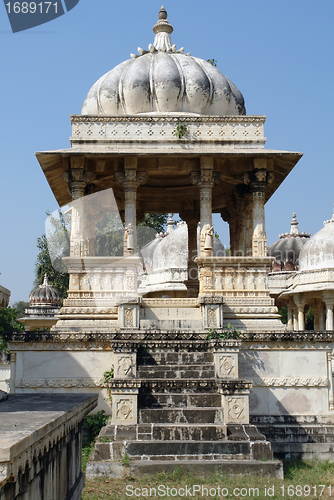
[243,194,253,257]
[287,301,293,331]
[186,217,200,297]
[324,294,334,331]
[180,204,200,297]
[293,308,298,331]
[319,303,325,331]
[327,352,334,411]
[191,157,221,257]
[294,296,306,331]
[115,158,147,256]
[243,161,274,257]
[9,352,16,394]
[63,156,96,257]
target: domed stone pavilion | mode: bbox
[4,7,334,471]
[277,207,334,333]
[19,275,61,331]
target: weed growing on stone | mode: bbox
[103,367,114,383]
[121,453,131,467]
[206,323,241,340]
[174,121,189,139]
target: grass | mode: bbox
[82,460,334,499]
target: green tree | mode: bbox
[34,234,69,299]
[12,301,30,317]
[279,305,288,324]
[0,306,25,352]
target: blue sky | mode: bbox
[1,0,333,303]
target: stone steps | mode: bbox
[92,438,274,462]
[138,392,222,409]
[101,423,228,441]
[100,423,268,443]
[139,408,224,424]
[138,364,215,379]
[86,459,284,479]
[86,345,281,478]
[138,352,214,365]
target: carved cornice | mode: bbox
[217,379,253,394]
[72,115,267,124]
[239,332,334,343]
[252,377,328,387]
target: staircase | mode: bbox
[86,345,283,478]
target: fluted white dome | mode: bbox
[299,209,334,271]
[29,275,61,307]
[82,7,246,117]
[267,213,310,271]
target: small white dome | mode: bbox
[299,208,334,271]
[82,7,246,117]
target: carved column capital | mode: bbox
[242,169,274,191]
[114,171,147,188]
[63,156,96,200]
[190,170,221,187]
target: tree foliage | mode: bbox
[34,234,69,299]
[0,306,25,352]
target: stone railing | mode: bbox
[70,115,266,150]
[0,393,97,500]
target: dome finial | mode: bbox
[42,273,49,286]
[167,213,174,234]
[290,212,300,236]
[153,5,174,52]
[159,6,168,20]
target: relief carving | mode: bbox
[124,308,134,327]
[117,356,134,378]
[116,399,133,421]
[227,397,246,421]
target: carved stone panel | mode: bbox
[215,353,238,378]
[118,304,139,329]
[112,395,137,424]
[201,303,223,329]
[223,395,249,424]
[114,353,136,379]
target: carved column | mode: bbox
[293,308,298,331]
[191,157,221,257]
[319,303,325,331]
[115,158,147,256]
[243,162,274,257]
[63,156,95,257]
[244,193,254,256]
[180,207,200,298]
[294,295,306,331]
[324,294,334,331]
